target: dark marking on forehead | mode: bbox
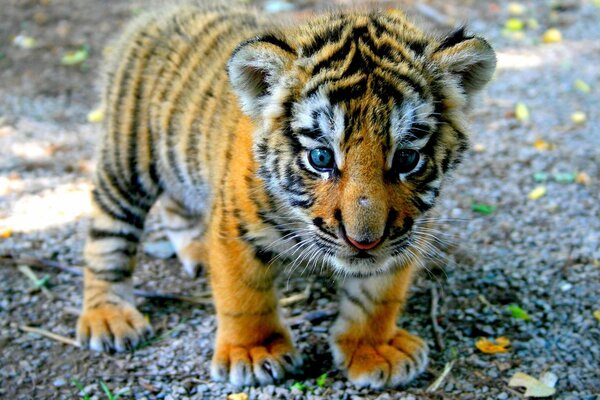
[302,19,347,57]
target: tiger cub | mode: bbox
[77,4,495,388]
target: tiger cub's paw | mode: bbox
[332,329,429,389]
[77,303,153,353]
[211,333,303,387]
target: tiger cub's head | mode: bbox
[228,11,496,276]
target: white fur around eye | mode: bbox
[302,149,335,179]
[292,90,346,169]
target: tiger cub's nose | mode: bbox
[346,235,382,251]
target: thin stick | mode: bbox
[280,282,312,307]
[20,325,80,347]
[426,360,455,392]
[0,255,82,276]
[430,285,445,351]
[135,290,213,305]
[17,264,54,299]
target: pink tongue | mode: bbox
[348,237,381,251]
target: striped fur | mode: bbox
[77,4,495,388]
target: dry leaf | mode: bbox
[571,112,586,124]
[533,138,554,151]
[87,108,104,123]
[505,18,525,31]
[508,3,526,16]
[0,228,12,239]
[13,35,36,49]
[515,102,530,122]
[509,372,557,397]
[593,310,600,322]
[227,393,249,400]
[543,28,562,43]
[528,186,546,200]
[473,143,486,153]
[574,79,591,93]
[475,337,510,353]
[575,172,591,185]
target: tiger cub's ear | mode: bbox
[228,34,296,119]
[432,27,496,101]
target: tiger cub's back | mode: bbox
[99,5,267,207]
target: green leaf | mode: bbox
[99,380,115,400]
[61,46,89,66]
[34,275,50,288]
[471,202,497,215]
[533,172,548,182]
[507,304,531,320]
[71,379,91,400]
[316,372,328,388]
[553,172,576,184]
[291,382,306,391]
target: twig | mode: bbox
[135,290,213,305]
[20,325,80,347]
[17,264,54,299]
[426,360,455,392]
[430,285,445,351]
[0,254,83,276]
[280,282,312,306]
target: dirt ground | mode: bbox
[0,0,599,399]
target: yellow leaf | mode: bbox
[505,18,525,31]
[227,394,248,400]
[527,18,540,30]
[594,310,600,322]
[528,186,546,200]
[515,102,530,122]
[473,143,486,153]
[571,111,586,124]
[509,372,556,397]
[543,28,562,43]
[475,337,510,354]
[533,139,554,151]
[13,35,36,49]
[508,3,526,16]
[0,228,12,239]
[574,79,591,93]
[87,108,104,123]
[575,172,591,186]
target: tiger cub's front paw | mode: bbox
[211,333,303,387]
[77,303,153,352]
[332,329,429,389]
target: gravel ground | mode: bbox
[1,0,599,399]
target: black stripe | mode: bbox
[91,246,137,257]
[89,228,139,243]
[327,77,367,105]
[95,177,145,229]
[166,17,235,185]
[438,26,473,51]
[88,267,133,283]
[302,20,347,57]
[230,32,295,62]
[341,288,370,315]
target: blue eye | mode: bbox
[308,148,335,171]
[394,149,420,174]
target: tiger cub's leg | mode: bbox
[77,170,156,352]
[208,235,302,387]
[330,265,429,389]
[157,194,207,277]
